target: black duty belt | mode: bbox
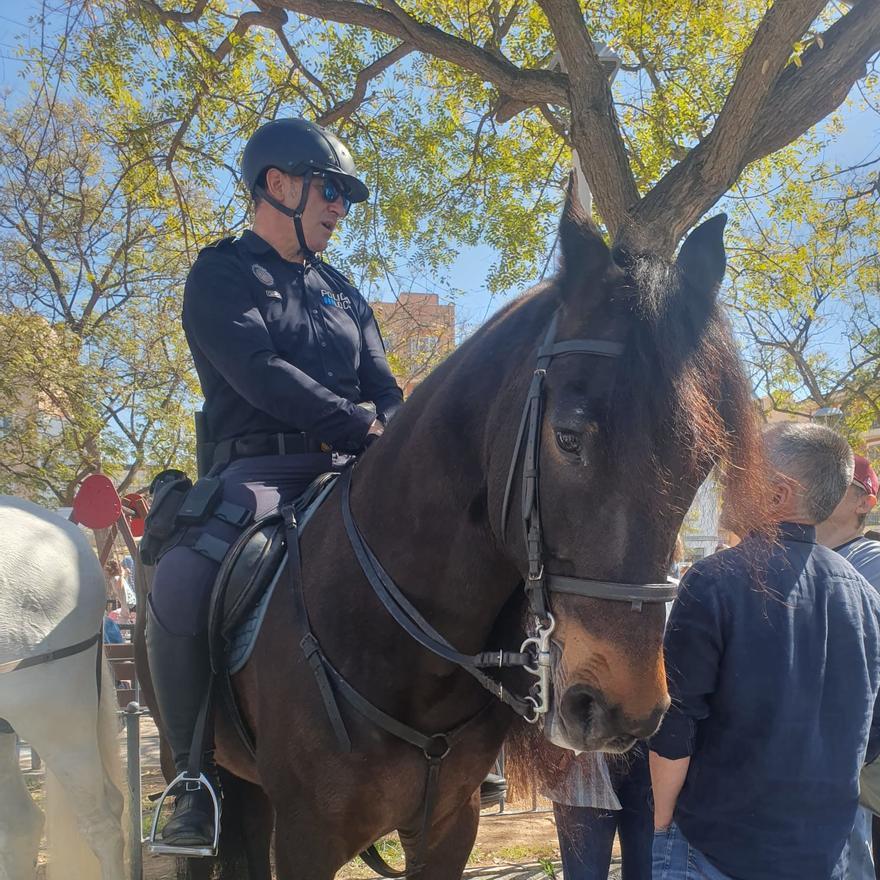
[213,432,328,466]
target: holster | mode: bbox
[140,473,251,568]
[140,475,193,566]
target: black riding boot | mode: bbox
[146,601,220,850]
[480,772,508,808]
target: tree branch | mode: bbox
[634,0,880,251]
[269,0,568,105]
[536,0,639,233]
[703,0,827,183]
[745,0,880,163]
[495,2,521,46]
[273,27,332,98]
[135,0,209,24]
[317,42,413,125]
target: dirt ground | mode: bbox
[25,759,564,880]
[22,726,619,879]
[140,806,563,880]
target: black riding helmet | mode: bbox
[241,118,368,263]
[241,117,369,203]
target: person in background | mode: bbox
[103,599,124,644]
[548,748,652,880]
[650,423,880,880]
[818,454,880,586]
[817,454,880,880]
[105,559,132,623]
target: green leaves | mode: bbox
[726,164,880,437]
[0,74,206,503]
[2,0,877,503]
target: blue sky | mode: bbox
[2,3,877,335]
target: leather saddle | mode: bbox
[205,470,339,754]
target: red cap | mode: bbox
[854,455,879,497]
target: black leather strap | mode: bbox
[187,683,215,781]
[340,468,536,718]
[299,633,352,752]
[539,338,624,359]
[278,485,498,877]
[547,574,678,604]
[281,505,352,753]
[213,431,325,467]
[180,531,231,564]
[501,309,677,615]
[359,845,408,878]
[0,631,101,675]
[214,500,253,528]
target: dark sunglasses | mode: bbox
[314,172,351,214]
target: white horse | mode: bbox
[0,496,125,879]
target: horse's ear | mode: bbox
[676,213,727,298]
[557,177,611,301]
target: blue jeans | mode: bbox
[554,750,653,880]
[652,823,733,880]
[842,806,874,880]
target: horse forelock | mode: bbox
[541,214,769,534]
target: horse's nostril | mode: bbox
[562,685,598,726]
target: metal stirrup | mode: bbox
[147,771,221,858]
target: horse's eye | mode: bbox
[555,430,582,455]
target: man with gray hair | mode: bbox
[650,423,880,880]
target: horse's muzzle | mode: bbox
[553,683,669,751]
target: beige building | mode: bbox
[372,293,456,396]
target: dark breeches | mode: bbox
[150,453,332,636]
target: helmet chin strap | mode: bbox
[254,170,318,265]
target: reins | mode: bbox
[287,307,678,876]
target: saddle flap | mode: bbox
[206,470,341,676]
[220,519,287,637]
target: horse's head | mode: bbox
[494,201,757,753]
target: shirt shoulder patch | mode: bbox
[251,264,275,286]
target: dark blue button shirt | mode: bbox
[183,231,403,447]
[651,522,880,880]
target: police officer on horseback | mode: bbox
[146,118,403,853]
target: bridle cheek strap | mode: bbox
[499,311,676,619]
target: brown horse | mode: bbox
[138,200,764,879]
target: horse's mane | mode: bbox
[605,249,768,532]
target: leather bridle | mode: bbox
[289,309,679,876]
[496,310,677,717]
[342,309,676,726]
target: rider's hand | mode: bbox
[363,418,384,449]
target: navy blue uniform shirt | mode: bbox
[651,522,880,880]
[183,230,403,448]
